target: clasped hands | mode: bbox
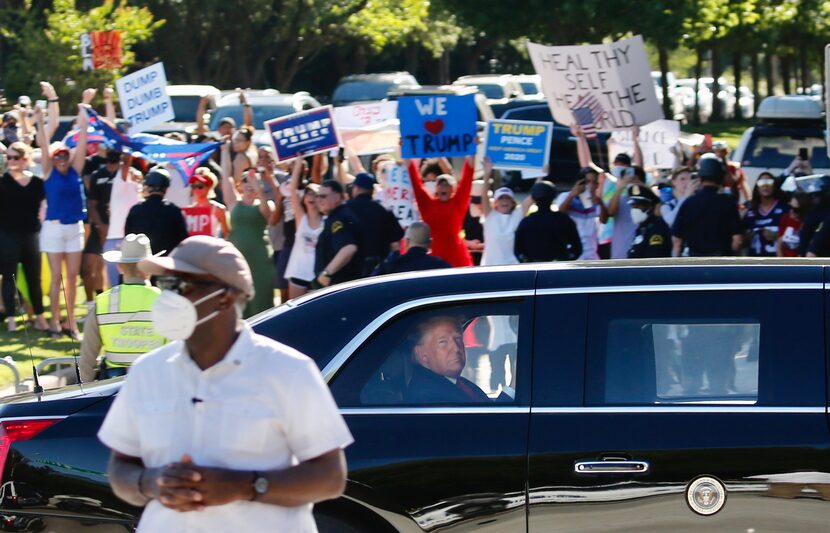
[147,454,253,512]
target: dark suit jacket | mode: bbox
[405,364,506,404]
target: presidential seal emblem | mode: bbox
[686,476,726,516]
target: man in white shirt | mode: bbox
[98,235,352,532]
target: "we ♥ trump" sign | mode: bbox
[398,94,477,158]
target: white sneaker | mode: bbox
[6,317,16,333]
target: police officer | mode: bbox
[79,233,166,382]
[672,154,743,257]
[315,179,364,287]
[124,167,189,257]
[514,181,582,262]
[372,222,451,275]
[627,184,671,258]
[346,172,404,275]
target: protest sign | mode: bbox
[266,106,341,162]
[334,102,400,155]
[527,35,661,131]
[182,205,214,236]
[80,33,93,72]
[115,63,174,133]
[91,30,123,70]
[485,119,552,170]
[609,119,680,169]
[379,163,419,229]
[398,94,477,158]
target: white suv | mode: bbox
[732,95,828,188]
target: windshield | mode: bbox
[461,83,505,100]
[519,82,539,94]
[209,104,297,130]
[744,134,830,169]
[332,81,395,105]
[170,95,201,122]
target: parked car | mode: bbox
[511,74,543,99]
[1,259,829,531]
[499,101,609,185]
[676,78,713,122]
[650,71,686,122]
[208,90,321,146]
[138,85,221,138]
[331,72,419,107]
[730,85,755,119]
[452,74,524,106]
[732,95,829,186]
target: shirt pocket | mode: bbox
[136,401,178,453]
[218,400,276,455]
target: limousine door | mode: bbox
[327,294,534,531]
[529,285,830,532]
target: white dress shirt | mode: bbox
[98,323,353,533]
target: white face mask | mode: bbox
[424,181,437,196]
[630,207,649,225]
[579,190,593,207]
[151,288,226,341]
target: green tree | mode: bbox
[4,0,162,104]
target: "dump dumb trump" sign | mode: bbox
[115,63,175,133]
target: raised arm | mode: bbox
[72,105,89,175]
[407,159,432,209]
[631,125,643,168]
[249,170,274,221]
[289,157,305,227]
[220,142,240,211]
[103,86,117,124]
[345,144,366,174]
[570,123,592,168]
[480,157,493,217]
[452,156,475,210]
[40,82,60,141]
[33,107,51,176]
[239,89,253,131]
[195,96,209,135]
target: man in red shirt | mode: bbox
[407,156,475,267]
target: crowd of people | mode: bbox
[1,82,829,373]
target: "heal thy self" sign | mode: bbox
[398,94,477,158]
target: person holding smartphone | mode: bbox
[786,147,813,177]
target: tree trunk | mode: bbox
[439,49,451,85]
[764,53,775,97]
[693,47,703,126]
[405,41,419,75]
[799,46,809,93]
[353,44,368,74]
[751,53,760,113]
[733,52,743,120]
[658,46,671,119]
[781,55,791,94]
[711,45,723,121]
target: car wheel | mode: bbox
[315,514,367,533]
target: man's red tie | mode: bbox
[456,378,481,401]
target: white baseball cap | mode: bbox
[494,187,515,202]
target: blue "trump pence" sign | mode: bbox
[399,95,477,158]
[485,119,553,170]
[266,106,341,162]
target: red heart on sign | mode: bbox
[424,119,444,135]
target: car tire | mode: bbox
[315,514,366,533]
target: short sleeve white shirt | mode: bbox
[98,323,353,533]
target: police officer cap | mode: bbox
[626,184,659,205]
[530,181,557,202]
[794,174,830,195]
[144,167,171,189]
[697,153,725,182]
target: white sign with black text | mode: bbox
[115,62,175,133]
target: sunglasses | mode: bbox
[757,179,775,187]
[316,193,329,199]
[53,153,70,161]
[6,155,22,161]
[156,276,221,295]
[191,184,207,189]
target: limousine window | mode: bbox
[330,301,524,406]
[586,293,763,405]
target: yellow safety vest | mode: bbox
[96,284,166,367]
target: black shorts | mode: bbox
[83,225,102,255]
[289,277,312,288]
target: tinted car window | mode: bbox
[332,81,395,105]
[744,133,830,169]
[519,82,539,94]
[584,290,823,406]
[209,104,296,130]
[503,106,553,123]
[170,95,201,122]
[460,83,506,100]
[330,300,528,407]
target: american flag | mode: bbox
[570,93,605,139]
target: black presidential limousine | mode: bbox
[0,259,829,532]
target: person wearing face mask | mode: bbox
[627,185,671,259]
[479,157,534,266]
[1,112,19,145]
[777,191,811,257]
[557,165,606,260]
[407,155,475,267]
[98,235,352,532]
[79,233,165,382]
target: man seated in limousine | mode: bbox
[404,316,514,404]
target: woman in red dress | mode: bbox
[407,156,475,267]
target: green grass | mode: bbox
[681,120,754,151]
